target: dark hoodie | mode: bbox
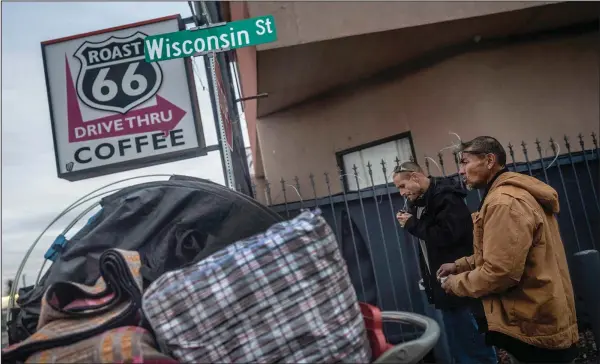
[404,177,475,310]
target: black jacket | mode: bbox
[404,177,474,310]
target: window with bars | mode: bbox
[337,133,415,192]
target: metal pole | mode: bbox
[195,1,236,189]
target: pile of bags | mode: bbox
[4,177,372,363]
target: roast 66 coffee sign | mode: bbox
[41,15,206,181]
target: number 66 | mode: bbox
[92,62,147,102]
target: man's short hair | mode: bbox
[459,136,507,166]
[393,161,424,175]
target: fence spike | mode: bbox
[424,155,431,176]
[394,156,400,167]
[520,141,533,176]
[294,175,301,192]
[280,177,289,218]
[578,133,585,149]
[564,135,571,152]
[550,137,557,154]
[437,152,446,176]
[367,161,373,177]
[352,164,359,176]
[293,176,303,209]
[309,173,317,207]
[381,159,387,175]
[265,179,272,205]
[521,141,529,158]
[592,132,598,149]
[508,143,517,171]
[535,139,550,183]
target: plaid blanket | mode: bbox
[142,209,372,363]
[2,249,170,363]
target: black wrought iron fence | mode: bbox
[252,133,599,360]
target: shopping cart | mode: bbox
[360,302,440,364]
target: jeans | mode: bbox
[441,307,497,364]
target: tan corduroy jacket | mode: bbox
[447,172,579,349]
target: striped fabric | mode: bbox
[24,326,177,364]
[142,209,372,364]
[2,249,170,363]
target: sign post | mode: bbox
[41,15,207,181]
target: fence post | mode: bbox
[294,176,303,210]
[381,159,414,314]
[508,143,517,171]
[564,135,596,249]
[572,250,600,350]
[437,152,446,177]
[265,179,272,206]
[324,172,339,236]
[578,134,600,212]
[309,173,318,209]
[367,162,400,312]
[280,178,289,218]
[424,156,432,176]
[535,139,550,184]
[550,138,582,252]
[592,132,600,161]
[337,167,367,302]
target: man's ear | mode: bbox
[486,153,497,169]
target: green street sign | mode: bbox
[144,15,277,62]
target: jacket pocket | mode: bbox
[499,295,518,325]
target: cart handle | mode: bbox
[372,311,440,364]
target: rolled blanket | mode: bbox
[2,249,146,362]
[24,326,177,364]
[142,209,372,363]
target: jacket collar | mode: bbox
[477,168,509,211]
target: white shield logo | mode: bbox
[73,31,163,114]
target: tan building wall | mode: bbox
[254,33,599,204]
[246,1,552,50]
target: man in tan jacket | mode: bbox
[438,136,579,363]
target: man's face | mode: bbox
[393,172,422,201]
[459,151,492,190]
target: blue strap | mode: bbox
[44,234,68,262]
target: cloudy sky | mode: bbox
[2,2,234,291]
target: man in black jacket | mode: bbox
[394,161,496,364]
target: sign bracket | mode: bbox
[189,22,227,31]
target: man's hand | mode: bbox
[436,263,457,280]
[396,212,412,227]
[441,275,454,294]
